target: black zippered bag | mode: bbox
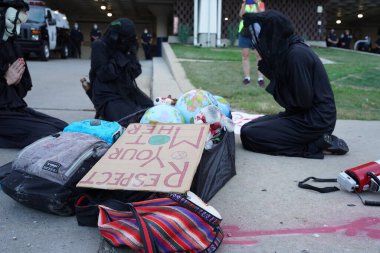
[0,132,110,216]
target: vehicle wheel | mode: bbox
[40,42,50,61]
[61,44,69,59]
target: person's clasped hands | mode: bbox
[5,58,25,86]
[113,50,130,68]
[113,51,142,80]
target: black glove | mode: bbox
[113,51,130,68]
[126,59,142,80]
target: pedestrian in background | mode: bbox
[70,22,84,58]
[90,23,101,43]
[238,0,265,87]
[326,28,339,47]
[374,37,380,54]
[141,28,152,60]
[339,29,352,49]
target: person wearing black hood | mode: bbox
[240,10,349,159]
[88,18,153,121]
[0,0,68,148]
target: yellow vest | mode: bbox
[239,3,259,33]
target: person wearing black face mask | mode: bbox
[70,22,83,58]
[87,18,153,121]
[0,0,68,148]
[240,10,349,159]
[90,23,101,43]
[140,28,152,60]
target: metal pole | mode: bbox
[217,0,222,46]
[193,0,199,45]
[207,0,211,47]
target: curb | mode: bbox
[161,43,195,93]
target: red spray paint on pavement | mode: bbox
[223,217,380,245]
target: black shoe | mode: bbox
[242,78,251,85]
[321,134,349,155]
[257,78,265,88]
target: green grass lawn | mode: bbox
[170,44,380,120]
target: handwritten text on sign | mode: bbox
[77,124,208,193]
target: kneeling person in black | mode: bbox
[88,18,153,121]
[0,2,68,149]
[240,10,348,159]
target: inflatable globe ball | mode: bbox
[213,95,232,118]
[140,104,185,124]
[175,89,218,123]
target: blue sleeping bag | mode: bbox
[63,119,123,145]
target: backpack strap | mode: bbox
[75,194,132,227]
[120,203,159,253]
[96,200,159,253]
[75,192,153,227]
[298,177,340,193]
[298,176,380,206]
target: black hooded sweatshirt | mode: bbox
[0,4,32,110]
[89,18,152,119]
[243,10,336,132]
[0,37,32,110]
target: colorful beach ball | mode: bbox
[140,104,185,124]
[214,95,232,119]
[175,89,218,123]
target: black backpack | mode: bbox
[0,132,152,216]
[0,132,110,215]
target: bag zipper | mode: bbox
[64,141,106,178]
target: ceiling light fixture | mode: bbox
[107,12,113,17]
[357,13,363,18]
[336,19,341,24]
[100,5,106,10]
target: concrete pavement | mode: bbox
[1,44,380,253]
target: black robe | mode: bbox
[89,39,153,121]
[0,39,67,148]
[240,11,336,159]
[241,42,336,159]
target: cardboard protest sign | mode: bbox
[77,123,209,193]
